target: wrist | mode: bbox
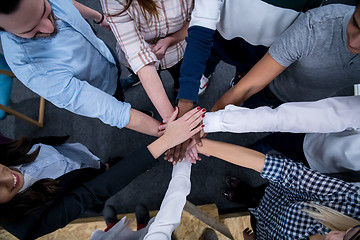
[93,13,104,24]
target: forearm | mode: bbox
[165,21,189,47]
[177,99,194,118]
[72,0,103,22]
[137,64,173,119]
[211,52,286,112]
[125,109,160,137]
[197,139,265,173]
[177,26,215,102]
[205,96,360,134]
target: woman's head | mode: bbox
[0,164,24,203]
[0,137,59,223]
[303,203,360,239]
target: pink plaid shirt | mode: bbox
[101,0,193,73]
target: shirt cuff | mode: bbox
[203,111,223,133]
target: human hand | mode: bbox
[161,107,205,150]
[151,38,171,60]
[100,17,111,31]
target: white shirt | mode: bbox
[203,96,360,173]
[90,159,192,240]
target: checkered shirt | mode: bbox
[250,154,360,239]
[101,0,193,73]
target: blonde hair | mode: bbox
[302,203,360,231]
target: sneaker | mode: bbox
[229,76,240,87]
[120,74,141,90]
[198,74,211,95]
[200,228,218,240]
[135,204,150,230]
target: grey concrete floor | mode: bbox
[0,0,269,218]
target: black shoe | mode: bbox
[103,204,118,226]
[120,74,141,90]
[200,228,218,240]
[225,176,242,189]
[135,204,150,229]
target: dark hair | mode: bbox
[120,0,159,24]
[0,137,60,223]
[0,0,22,14]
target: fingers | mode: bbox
[178,142,188,162]
[182,107,202,121]
[195,131,202,147]
[158,123,167,131]
[189,124,204,137]
[173,144,182,163]
[168,107,178,123]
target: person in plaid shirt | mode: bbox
[197,139,360,240]
[101,0,193,121]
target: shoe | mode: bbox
[198,74,211,95]
[120,74,141,90]
[200,228,218,240]
[225,176,242,189]
[136,204,150,230]
[221,188,241,202]
[103,204,118,227]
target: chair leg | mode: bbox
[0,102,44,127]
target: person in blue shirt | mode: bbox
[0,0,159,136]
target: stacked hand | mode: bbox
[159,107,206,164]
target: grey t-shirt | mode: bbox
[268,4,360,102]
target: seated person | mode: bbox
[196,138,360,239]
[0,107,205,239]
[211,3,360,111]
[0,0,157,135]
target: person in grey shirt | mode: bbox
[211,3,360,111]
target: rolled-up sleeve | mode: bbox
[13,62,131,129]
[203,96,360,134]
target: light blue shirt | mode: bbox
[0,0,131,128]
[18,143,101,192]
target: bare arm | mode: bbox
[125,109,161,137]
[72,0,103,22]
[197,139,265,173]
[152,21,190,60]
[137,64,174,120]
[211,52,286,112]
[72,0,110,30]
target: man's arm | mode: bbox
[211,52,286,112]
[204,96,360,134]
[72,0,110,30]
